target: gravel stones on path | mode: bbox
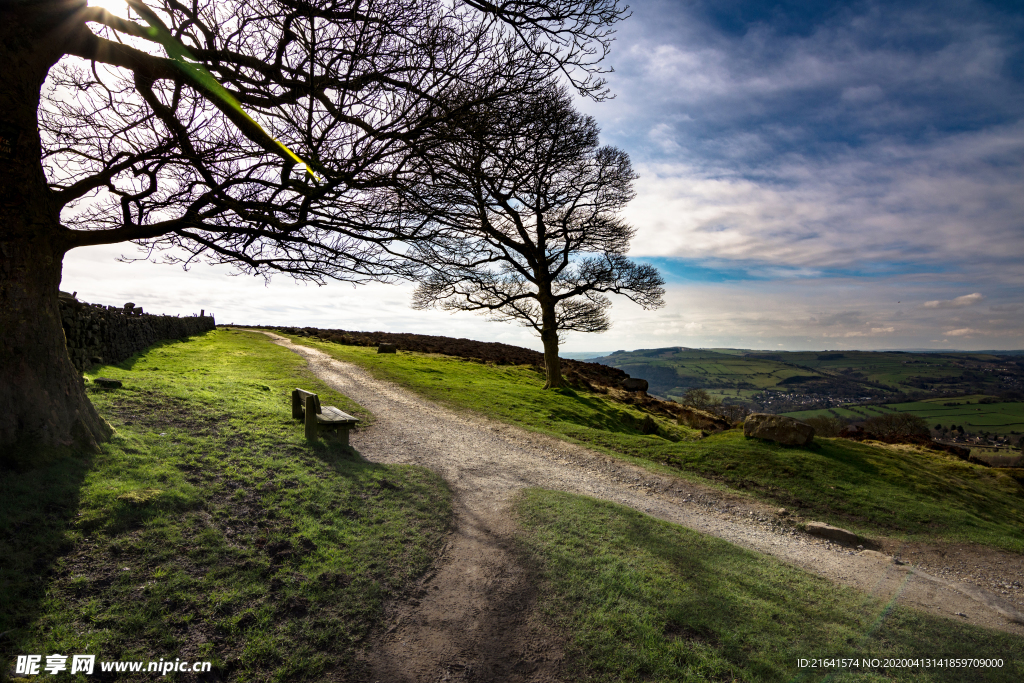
[257,332,1024,681]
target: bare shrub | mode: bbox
[861,413,931,439]
[803,415,847,437]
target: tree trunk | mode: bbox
[0,6,112,465]
[538,299,565,389]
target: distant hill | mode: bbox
[559,351,615,360]
[591,347,1024,411]
[878,349,1024,356]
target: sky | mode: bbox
[61,0,1024,352]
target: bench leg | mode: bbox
[304,395,318,441]
[321,426,350,449]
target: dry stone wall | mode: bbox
[58,293,215,372]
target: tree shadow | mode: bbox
[527,495,1024,682]
[0,452,91,658]
[92,331,218,373]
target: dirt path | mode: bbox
[258,332,1024,681]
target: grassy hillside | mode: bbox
[592,347,838,402]
[516,490,1024,682]
[284,336,1024,553]
[783,397,1024,437]
[591,347,1024,403]
[1,330,451,681]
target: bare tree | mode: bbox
[0,0,629,461]
[861,413,930,440]
[680,388,719,411]
[400,86,664,388]
[803,415,847,438]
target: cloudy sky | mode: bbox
[62,0,1024,352]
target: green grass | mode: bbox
[887,400,1024,435]
[784,399,1024,437]
[597,347,1020,398]
[284,336,1024,552]
[0,329,451,681]
[515,489,1024,682]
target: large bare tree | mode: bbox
[0,0,629,461]
[400,86,664,388]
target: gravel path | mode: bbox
[259,332,1024,681]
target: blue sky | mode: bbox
[61,0,1024,351]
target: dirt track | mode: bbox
[258,331,1024,682]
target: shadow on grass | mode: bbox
[810,440,883,477]
[93,331,220,374]
[519,491,1024,682]
[0,453,90,657]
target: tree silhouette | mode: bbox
[0,0,629,460]
[399,85,664,388]
[680,388,718,411]
[861,413,930,440]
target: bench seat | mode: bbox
[317,405,359,427]
[292,388,358,447]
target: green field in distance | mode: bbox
[783,397,1024,436]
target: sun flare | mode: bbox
[87,0,131,19]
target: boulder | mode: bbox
[377,343,397,354]
[744,413,814,446]
[804,521,860,545]
[676,406,731,432]
[620,377,648,392]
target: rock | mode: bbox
[94,377,123,388]
[805,521,860,545]
[676,406,731,432]
[377,343,397,354]
[859,549,888,560]
[743,413,815,446]
[620,377,648,392]
[777,508,788,516]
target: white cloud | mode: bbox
[944,328,982,336]
[623,121,1024,273]
[648,123,682,154]
[923,293,984,309]
[841,85,884,103]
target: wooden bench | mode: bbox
[292,388,359,447]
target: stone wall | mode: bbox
[58,292,216,372]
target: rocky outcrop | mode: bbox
[744,413,815,446]
[838,425,984,463]
[58,294,215,372]
[620,377,648,392]
[675,406,732,432]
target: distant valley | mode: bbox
[589,347,1024,415]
